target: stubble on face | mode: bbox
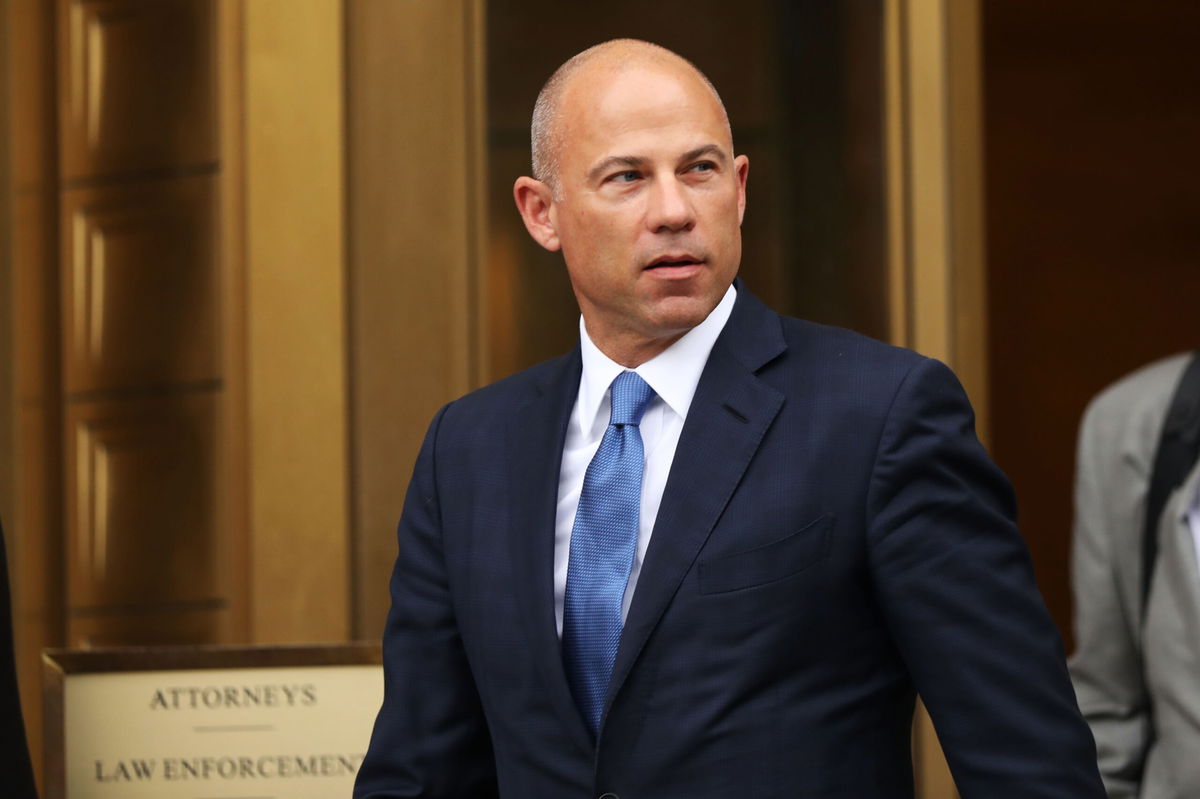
[545,46,748,367]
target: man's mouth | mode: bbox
[645,255,705,270]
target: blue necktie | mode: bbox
[563,370,656,735]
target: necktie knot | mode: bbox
[609,371,655,427]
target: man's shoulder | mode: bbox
[717,287,948,408]
[769,311,930,386]
[441,348,579,420]
[779,313,919,359]
[1081,352,1194,447]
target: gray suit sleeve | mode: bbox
[1068,381,1158,798]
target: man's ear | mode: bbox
[734,154,749,226]
[513,177,561,252]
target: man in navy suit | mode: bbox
[355,39,1104,798]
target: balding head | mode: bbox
[512,38,748,366]
[530,39,732,196]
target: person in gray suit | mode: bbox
[1070,353,1200,799]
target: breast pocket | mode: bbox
[697,514,833,595]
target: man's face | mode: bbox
[537,63,748,362]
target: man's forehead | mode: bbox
[561,63,728,142]
[562,56,707,111]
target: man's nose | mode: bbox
[645,176,695,233]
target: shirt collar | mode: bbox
[576,284,737,434]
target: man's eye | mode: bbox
[689,161,716,173]
[611,171,640,183]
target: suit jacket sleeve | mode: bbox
[354,405,499,799]
[1067,389,1152,799]
[865,358,1104,798]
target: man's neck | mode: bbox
[589,330,690,368]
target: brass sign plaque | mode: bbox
[44,644,382,799]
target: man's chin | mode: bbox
[646,295,722,333]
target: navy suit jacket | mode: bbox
[355,288,1104,798]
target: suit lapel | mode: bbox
[504,349,595,755]
[1162,460,1200,643]
[604,290,787,719]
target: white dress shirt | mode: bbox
[554,285,737,636]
